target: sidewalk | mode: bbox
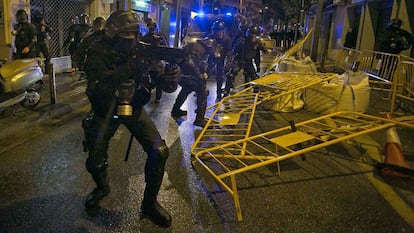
[0,71,89,141]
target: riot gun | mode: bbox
[124,42,186,162]
[137,41,186,64]
[136,41,185,93]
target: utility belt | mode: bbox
[88,78,150,117]
[115,79,151,117]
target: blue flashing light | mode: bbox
[190,11,204,19]
[225,12,232,16]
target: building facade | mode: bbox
[304,0,413,62]
[1,0,411,61]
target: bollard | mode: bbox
[48,63,57,104]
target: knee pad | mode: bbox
[86,155,108,175]
[154,140,169,160]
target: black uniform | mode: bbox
[226,25,266,89]
[344,27,357,49]
[13,10,37,59]
[171,39,212,127]
[73,17,106,78]
[206,20,233,100]
[32,12,53,73]
[64,15,91,71]
[141,21,169,103]
[379,19,413,54]
[82,10,179,228]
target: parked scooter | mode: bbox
[0,58,44,114]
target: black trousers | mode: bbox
[172,76,207,120]
[85,106,168,200]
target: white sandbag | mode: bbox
[304,71,370,114]
[268,90,304,112]
[275,56,317,73]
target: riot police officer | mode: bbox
[90,16,106,34]
[379,18,413,54]
[231,18,249,48]
[224,24,266,93]
[32,11,53,73]
[141,18,169,103]
[82,10,180,228]
[73,16,106,78]
[12,9,37,59]
[64,13,91,72]
[206,20,232,100]
[171,38,213,127]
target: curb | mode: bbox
[36,96,89,123]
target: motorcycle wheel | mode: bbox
[20,91,41,109]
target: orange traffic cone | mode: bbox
[378,114,412,178]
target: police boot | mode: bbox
[171,92,188,117]
[140,199,171,228]
[193,89,207,127]
[193,116,207,128]
[140,145,171,228]
[85,173,110,209]
[171,108,187,118]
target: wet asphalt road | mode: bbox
[0,74,414,232]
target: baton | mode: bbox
[125,133,134,161]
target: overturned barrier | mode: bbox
[192,111,414,221]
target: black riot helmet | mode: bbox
[146,17,157,32]
[212,20,226,32]
[92,16,106,32]
[32,10,44,23]
[201,37,216,49]
[212,20,225,40]
[246,24,261,37]
[238,19,249,32]
[105,10,141,39]
[16,9,28,23]
[388,18,402,29]
[78,13,91,25]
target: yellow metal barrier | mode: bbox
[400,54,414,62]
[267,28,314,73]
[191,92,259,156]
[336,47,362,71]
[323,47,362,72]
[358,50,400,100]
[205,72,339,115]
[391,61,414,113]
[192,111,414,221]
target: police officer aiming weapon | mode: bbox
[81,10,181,228]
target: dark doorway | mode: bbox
[370,1,393,51]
